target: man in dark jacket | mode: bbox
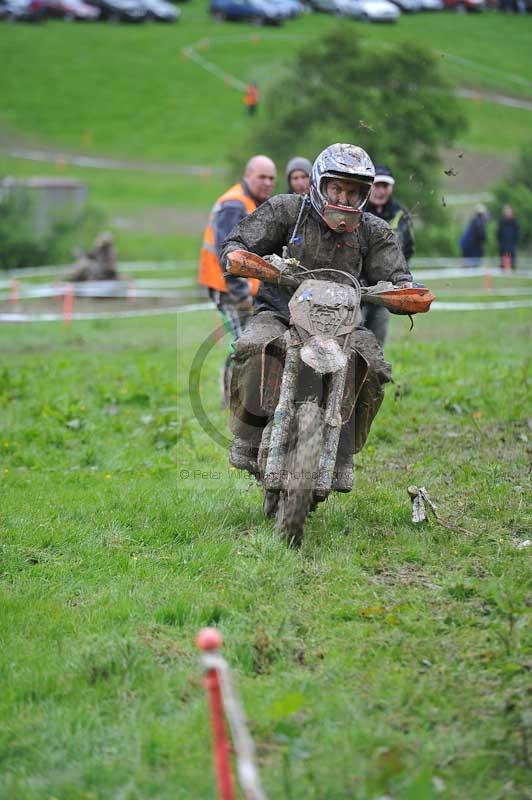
[221,143,413,492]
[460,204,488,268]
[363,164,414,346]
[497,204,520,270]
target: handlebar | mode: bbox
[226,249,435,314]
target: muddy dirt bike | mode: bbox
[227,250,435,546]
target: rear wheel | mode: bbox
[275,401,323,547]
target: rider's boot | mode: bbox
[332,453,354,493]
[229,436,259,476]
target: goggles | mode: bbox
[322,204,363,234]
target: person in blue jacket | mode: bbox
[497,204,520,270]
[460,204,488,268]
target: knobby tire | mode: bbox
[275,401,323,547]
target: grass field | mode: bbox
[1,286,531,798]
[2,7,532,796]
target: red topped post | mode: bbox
[197,628,235,800]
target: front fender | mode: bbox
[300,336,348,375]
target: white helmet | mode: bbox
[310,143,375,233]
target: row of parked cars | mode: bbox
[0,0,182,21]
[209,0,485,23]
[0,0,516,22]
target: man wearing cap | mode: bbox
[364,165,414,346]
[285,156,312,196]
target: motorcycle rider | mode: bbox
[221,143,413,493]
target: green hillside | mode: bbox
[1,9,531,164]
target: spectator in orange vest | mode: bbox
[198,155,277,403]
[244,82,260,116]
[199,155,277,335]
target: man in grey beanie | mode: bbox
[285,156,312,195]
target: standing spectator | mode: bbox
[198,155,276,404]
[285,156,312,195]
[363,164,414,346]
[497,204,520,270]
[243,82,260,116]
[460,204,488,268]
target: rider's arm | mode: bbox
[220,195,296,271]
[361,215,413,287]
[397,211,415,262]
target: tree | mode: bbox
[491,139,532,248]
[235,29,466,226]
[0,188,104,271]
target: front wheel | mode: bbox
[275,401,323,547]
[263,490,279,518]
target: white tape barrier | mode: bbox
[0,283,201,301]
[411,257,532,269]
[414,267,532,280]
[3,260,196,279]
[4,283,532,303]
[3,298,532,323]
[0,306,193,322]
[4,257,532,281]
[434,299,532,311]
[435,287,532,297]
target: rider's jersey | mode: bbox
[221,193,412,320]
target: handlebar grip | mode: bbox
[366,287,435,314]
[226,249,283,284]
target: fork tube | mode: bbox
[316,364,348,496]
[264,343,299,491]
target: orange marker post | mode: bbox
[9,279,20,306]
[63,284,75,325]
[483,268,492,292]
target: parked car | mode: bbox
[210,0,284,23]
[0,0,43,19]
[305,0,338,10]
[254,0,288,18]
[267,0,304,16]
[140,0,179,19]
[443,0,484,8]
[388,0,421,10]
[336,0,401,18]
[41,0,100,18]
[86,0,146,20]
